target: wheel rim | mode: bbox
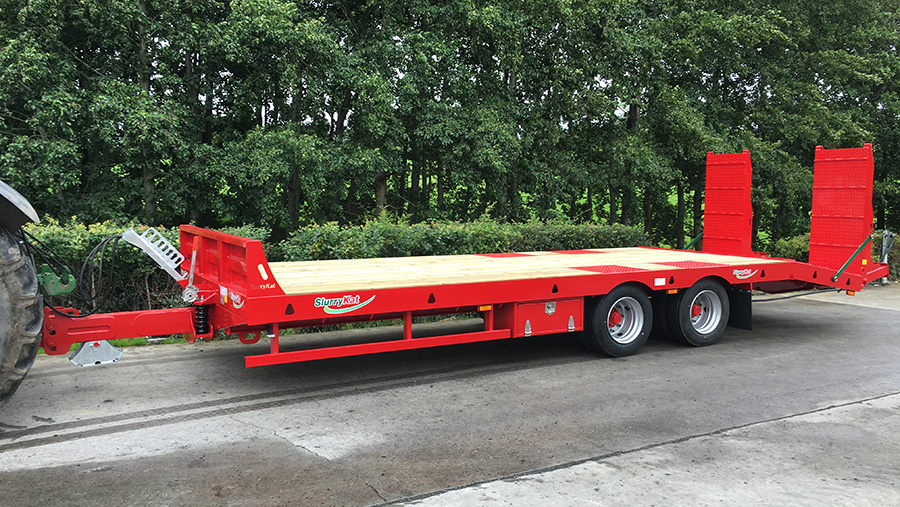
[690,289,723,335]
[607,296,644,344]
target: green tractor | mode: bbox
[0,180,43,404]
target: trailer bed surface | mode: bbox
[267,248,787,295]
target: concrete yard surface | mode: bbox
[1,283,899,506]
[396,393,900,506]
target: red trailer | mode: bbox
[22,145,894,377]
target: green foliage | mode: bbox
[772,233,810,263]
[1,0,898,244]
[25,218,183,314]
[281,217,648,261]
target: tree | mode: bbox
[0,0,896,242]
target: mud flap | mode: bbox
[727,288,752,330]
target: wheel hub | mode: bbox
[608,309,623,328]
[689,289,723,335]
[691,303,702,318]
[606,296,644,344]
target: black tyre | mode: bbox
[0,225,43,404]
[582,284,652,357]
[668,278,729,347]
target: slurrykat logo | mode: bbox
[733,268,758,280]
[314,294,376,314]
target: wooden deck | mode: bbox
[268,248,788,296]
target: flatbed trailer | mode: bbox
[33,145,892,370]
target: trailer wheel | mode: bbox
[583,284,652,357]
[0,225,42,405]
[669,278,729,347]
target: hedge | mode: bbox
[280,218,649,261]
[23,218,648,314]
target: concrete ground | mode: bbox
[0,283,898,506]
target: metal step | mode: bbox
[122,228,186,282]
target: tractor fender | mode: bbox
[0,180,39,231]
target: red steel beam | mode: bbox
[244,329,512,367]
[41,307,196,355]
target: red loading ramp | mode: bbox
[703,150,754,256]
[809,144,875,275]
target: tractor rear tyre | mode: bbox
[0,225,42,405]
